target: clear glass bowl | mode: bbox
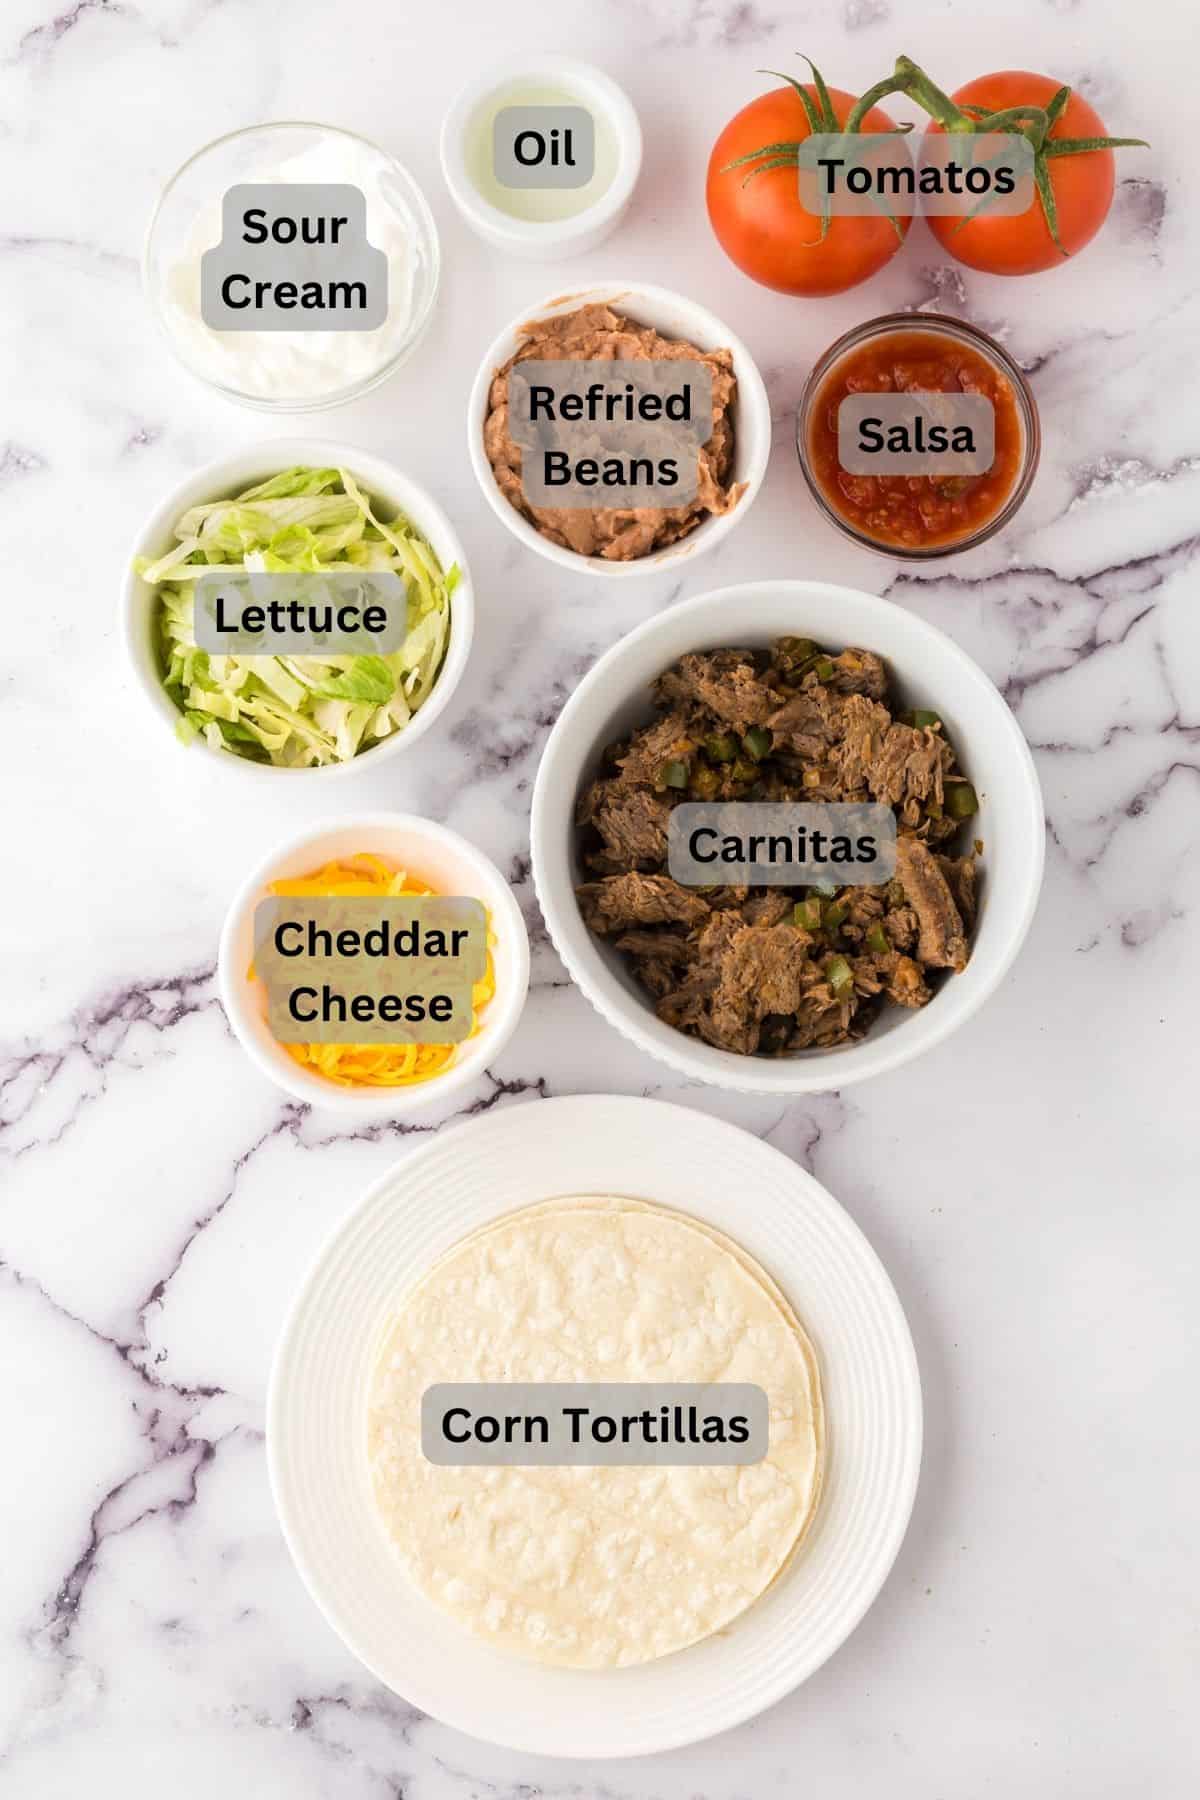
[796,312,1040,560]
[144,122,441,413]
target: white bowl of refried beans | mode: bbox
[468,282,771,577]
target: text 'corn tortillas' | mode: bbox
[367,1197,824,1669]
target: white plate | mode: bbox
[268,1095,922,1757]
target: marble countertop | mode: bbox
[3,0,1197,1792]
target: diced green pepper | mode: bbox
[822,900,848,930]
[912,709,942,730]
[705,733,737,763]
[663,759,690,789]
[691,765,721,799]
[775,635,819,671]
[730,757,759,783]
[827,955,853,994]
[794,898,823,931]
[742,726,771,761]
[866,922,890,955]
[813,657,836,682]
[946,781,979,819]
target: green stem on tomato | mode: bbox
[721,139,808,169]
[739,155,802,184]
[843,72,907,136]
[761,68,831,135]
[845,54,982,135]
[972,105,1050,146]
[892,54,981,132]
[800,55,839,131]
[1043,134,1150,157]
[1032,157,1067,257]
[1042,84,1073,131]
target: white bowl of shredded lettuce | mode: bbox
[123,441,473,774]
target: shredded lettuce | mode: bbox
[139,466,457,768]
[309,655,396,704]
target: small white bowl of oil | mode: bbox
[440,56,642,260]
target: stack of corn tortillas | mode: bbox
[367,1197,824,1669]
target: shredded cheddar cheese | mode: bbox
[252,854,496,1088]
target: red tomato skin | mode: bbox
[926,71,1117,275]
[706,86,911,297]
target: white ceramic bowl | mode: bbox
[467,281,771,581]
[219,814,530,1119]
[532,580,1045,1094]
[440,57,642,260]
[121,439,474,781]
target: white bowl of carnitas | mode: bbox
[532,579,1045,1094]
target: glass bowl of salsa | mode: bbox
[797,313,1039,559]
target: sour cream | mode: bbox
[146,124,440,409]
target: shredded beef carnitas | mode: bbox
[574,637,980,1056]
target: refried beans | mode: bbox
[483,302,743,561]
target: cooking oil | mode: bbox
[465,81,619,222]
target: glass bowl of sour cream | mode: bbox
[144,122,441,411]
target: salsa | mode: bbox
[805,328,1025,551]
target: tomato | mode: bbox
[925,72,1123,274]
[706,85,911,296]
